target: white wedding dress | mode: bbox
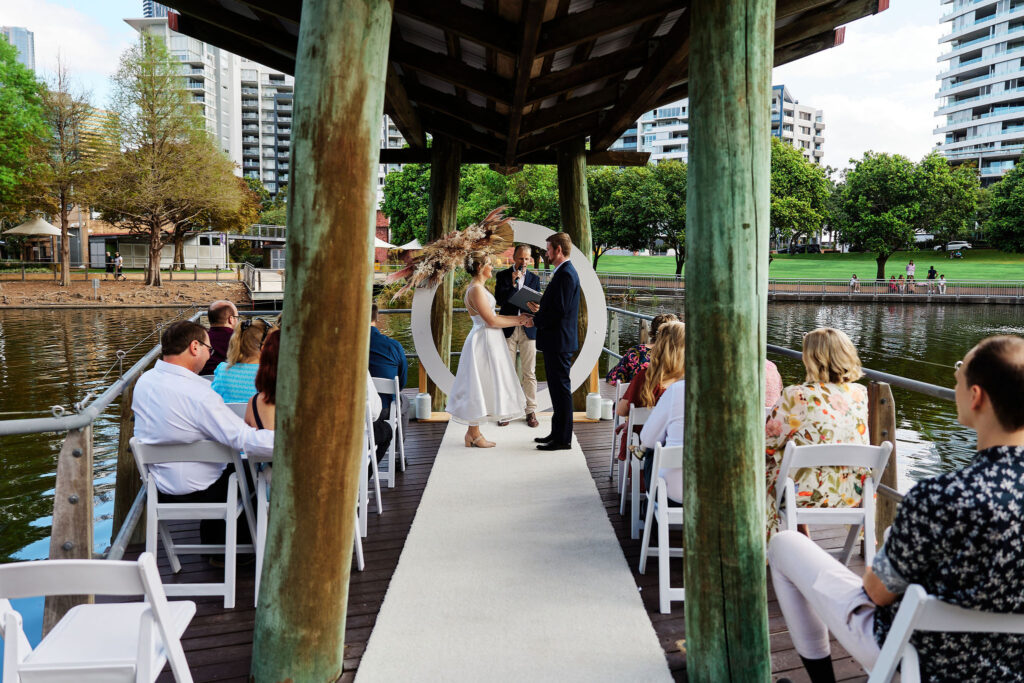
[446,284,527,425]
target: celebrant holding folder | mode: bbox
[494,244,541,428]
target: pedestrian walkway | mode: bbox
[355,419,672,682]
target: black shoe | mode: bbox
[534,434,554,444]
[536,442,571,451]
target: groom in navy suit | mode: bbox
[527,232,580,451]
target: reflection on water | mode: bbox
[1,301,1020,563]
[0,307,200,563]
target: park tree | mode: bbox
[588,165,666,269]
[770,137,829,253]
[984,163,1024,252]
[380,162,430,245]
[651,160,687,275]
[834,152,918,279]
[89,36,244,285]
[33,60,100,286]
[244,176,272,210]
[0,38,48,223]
[913,152,979,252]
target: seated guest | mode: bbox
[201,300,238,375]
[638,322,687,492]
[765,327,869,541]
[605,313,678,385]
[211,318,271,403]
[133,321,273,549]
[769,335,1024,683]
[245,328,279,432]
[368,303,409,437]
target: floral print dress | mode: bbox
[605,344,650,385]
[764,381,870,540]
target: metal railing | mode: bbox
[1,261,246,283]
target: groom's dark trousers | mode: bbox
[533,260,580,445]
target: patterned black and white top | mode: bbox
[872,445,1024,682]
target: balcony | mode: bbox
[813,135,824,143]
[242,114,259,121]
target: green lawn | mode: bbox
[593,249,1024,281]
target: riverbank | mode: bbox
[0,280,250,308]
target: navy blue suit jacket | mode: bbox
[533,261,580,354]
[368,326,408,415]
[494,266,540,340]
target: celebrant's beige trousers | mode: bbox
[506,325,537,413]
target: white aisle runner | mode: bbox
[355,419,672,682]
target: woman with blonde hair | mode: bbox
[446,250,531,448]
[211,318,271,403]
[764,327,870,540]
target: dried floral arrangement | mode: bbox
[386,206,515,299]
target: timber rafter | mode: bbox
[162,0,886,164]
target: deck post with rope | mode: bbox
[683,0,774,678]
[249,0,392,680]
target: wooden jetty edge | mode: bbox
[122,385,869,682]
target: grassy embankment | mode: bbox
[593,249,1024,280]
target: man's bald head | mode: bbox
[208,300,238,327]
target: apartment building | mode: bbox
[1,26,35,71]
[125,16,242,168]
[240,62,293,197]
[613,86,824,165]
[935,0,1024,183]
[771,84,825,164]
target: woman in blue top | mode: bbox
[211,318,271,403]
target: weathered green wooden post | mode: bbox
[250,0,391,680]
[427,134,461,411]
[684,0,773,679]
[557,138,592,410]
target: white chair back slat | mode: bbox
[776,441,893,513]
[131,438,239,465]
[224,402,248,419]
[0,559,145,599]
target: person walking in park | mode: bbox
[527,232,580,452]
[114,252,125,281]
[494,244,541,428]
[104,252,114,280]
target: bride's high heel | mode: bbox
[465,434,496,448]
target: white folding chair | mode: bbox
[370,376,406,488]
[868,584,1024,683]
[0,553,195,683]
[638,442,685,614]
[608,381,630,480]
[130,438,254,609]
[619,404,653,539]
[359,400,384,537]
[776,440,893,566]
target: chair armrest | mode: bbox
[0,599,32,665]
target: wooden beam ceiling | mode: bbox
[166,0,296,59]
[379,147,651,166]
[384,64,426,149]
[389,42,513,105]
[394,0,518,56]
[535,0,686,56]
[504,1,548,165]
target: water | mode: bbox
[1,302,1020,559]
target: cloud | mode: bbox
[773,8,944,170]
[2,1,137,104]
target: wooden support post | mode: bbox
[427,135,461,411]
[639,319,650,345]
[418,362,427,394]
[556,138,592,411]
[43,426,93,635]
[684,0,774,679]
[869,381,899,543]
[250,0,392,680]
[112,376,144,545]
[608,311,619,357]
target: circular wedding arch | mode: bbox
[410,220,608,412]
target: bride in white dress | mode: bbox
[446,250,531,448]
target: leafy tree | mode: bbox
[770,137,829,252]
[380,162,430,245]
[984,163,1024,253]
[34,60,99,285]
[88,36,244,285]
[0,38,48,222]
[588,165,666,269]
[913,152,979,253]
[651,160,687,275]
[834,152,918,279]
[172,175,262,268]
[259,204,288,226]
[244,175,272,209]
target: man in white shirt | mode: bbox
[133,320,274,547]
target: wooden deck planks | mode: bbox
[133,387,869,682]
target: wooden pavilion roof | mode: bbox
[163,0,886,167]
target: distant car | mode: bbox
[934,240,972,251]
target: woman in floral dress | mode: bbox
[605,313,678,385]
[765,327,870,540]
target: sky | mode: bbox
[2,0,943,171]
